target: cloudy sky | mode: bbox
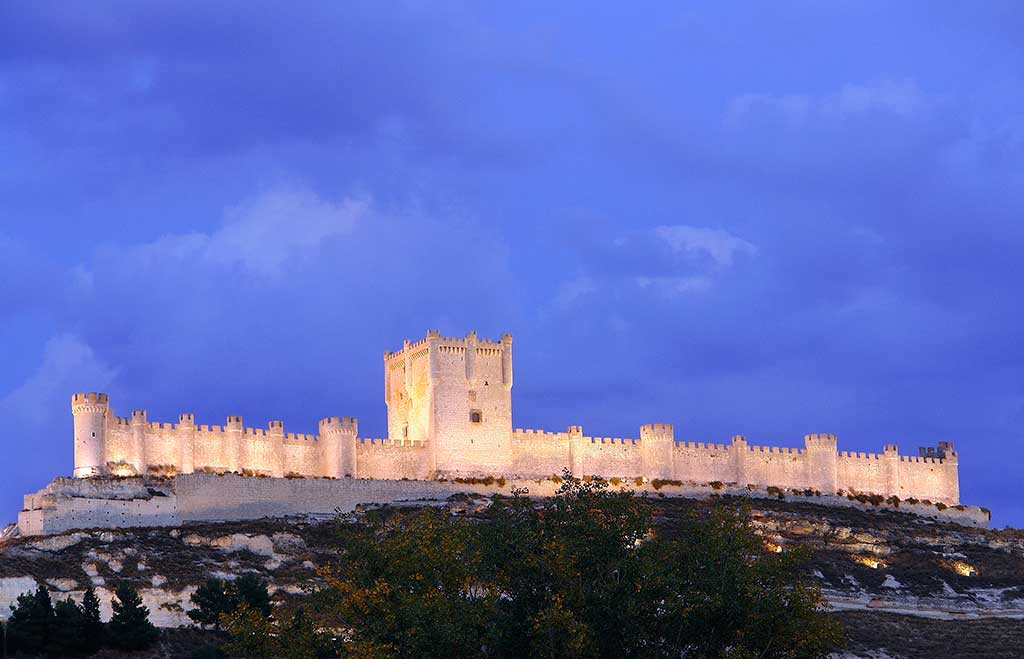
[1,3,1022,525]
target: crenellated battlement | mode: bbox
[69,331,962,505]
[358,437,428,448]
[72,392,109,406]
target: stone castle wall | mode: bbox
[67,329,962,506]
[17,473,987,539]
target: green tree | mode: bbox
[318,507,491,659]
[189,578,235,629]
[222,605,332,659]
[6,584,55,656]
[312,471,842,658]
[108,581,159,651]
[47,598,89,658]
[232,575,272,619]
[80,586,105,654]
[222,604,276,659]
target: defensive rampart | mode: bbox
[65,329,962,507]
[16,473,987,538]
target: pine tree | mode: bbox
[188,578,235,629]
[108,581,159,650]
[232,574,272,618]
[48,597,89,657]
[6,585,54,655]
[80,586,105,654]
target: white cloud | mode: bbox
[0,334,118,428]
[108,185,369,279]
[725,79,929,127]
[635,274,712,296]
[654,225,757,267]
[554,275,596,307]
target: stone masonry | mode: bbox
[70,330,961,504]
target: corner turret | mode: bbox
[319,416,358,478]
[72,392,109,477]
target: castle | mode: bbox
[71,330,961,504]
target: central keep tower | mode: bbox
[384,330,513,476]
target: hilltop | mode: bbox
[1,492,1022,658]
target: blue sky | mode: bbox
[1,3,1022,526]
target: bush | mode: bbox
[905,497,919,505]
[108,581,159,650]
[767,486,784,500]
[886,495,901,508]
[609,477,622,486]
[710,481,725,491]
[935,502,948,511]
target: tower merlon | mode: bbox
[71,392,109,407]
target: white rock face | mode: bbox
[29,533,86,552]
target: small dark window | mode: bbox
[470,410,482,424]
[403,424,408,438]
[92,432,96,437]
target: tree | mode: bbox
[189,578,235,629]
[318,507,491,659]
[48,597,89,658]
[108,581,159,650]
[6,584,54,656]
[314,471,843,659]
[232,575,272,619]
[222,604,276,659]
[222,605,331,659]
[80,586,105,655]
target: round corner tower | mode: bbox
[72,392,109,477]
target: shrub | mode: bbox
[651,479,682,490]
[609,477,622,486]
[634,477,645,487]
[284,471,305,479]
[905,497,919,505]
[710,481,725,491]
[886,495,900,508]
[935,502,948,511]
[766,486,784,500]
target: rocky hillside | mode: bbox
[1,493,1021,658]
